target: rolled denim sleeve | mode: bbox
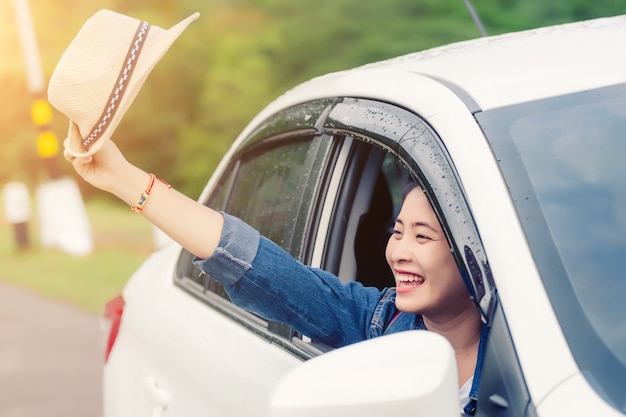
[193,212,386,348]
[193,212,260,286]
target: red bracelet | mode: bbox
[130,173,171,213]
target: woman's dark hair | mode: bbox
[402,178,421,199]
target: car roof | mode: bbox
[286,14,626,111]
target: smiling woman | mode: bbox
[55,13,489,410]
[386,187,482,390]
[68,136,487,413]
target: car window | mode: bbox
[176,135,322,293]
[225,138,316,256]
[174,133,336,354]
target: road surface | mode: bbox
[0,280,103,417]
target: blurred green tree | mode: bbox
[0,0,623,199]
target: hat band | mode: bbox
[81,20,151,149]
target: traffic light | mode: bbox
[30,98,52,126]
[29,97,61,177]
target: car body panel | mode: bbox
[104,246,303,416]
[537,373,619,416]
[208,68,579,407]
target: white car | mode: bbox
[102,15,626,417]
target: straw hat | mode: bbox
[48,9,199,157]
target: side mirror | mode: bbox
[270,331,459,417]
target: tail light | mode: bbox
[103,294,125,362]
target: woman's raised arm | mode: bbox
[64,139,223,260]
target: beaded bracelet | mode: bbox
[130,173,171,213]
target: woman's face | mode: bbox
[385,187,473,321]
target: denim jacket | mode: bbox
[195,213,486,415]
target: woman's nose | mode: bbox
[388,235,412,263]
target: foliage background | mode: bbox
[1,0,624,200]
[0,1,624,313]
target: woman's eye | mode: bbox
[416,234,432,241]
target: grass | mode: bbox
[0,195,156,314]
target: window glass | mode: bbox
[226,137,317,257]
[206,162,235,211]
[176,135,321,300]
[477,84,626,411]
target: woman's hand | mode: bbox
[63,139,137,199]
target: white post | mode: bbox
[12,0,44,92]
[3,182,32,250]
[12,0,94,255]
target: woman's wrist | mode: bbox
[130,173,172,213]
[110,164,151,206]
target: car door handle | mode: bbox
[145,377,169,416]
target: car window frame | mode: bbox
[173,96,499,362]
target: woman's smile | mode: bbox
[394,269,425,293]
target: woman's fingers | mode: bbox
[63,145,74,162]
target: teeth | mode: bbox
[397,273,424,283]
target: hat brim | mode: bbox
[63,12,200,158]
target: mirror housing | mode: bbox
[270,331,459,417]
